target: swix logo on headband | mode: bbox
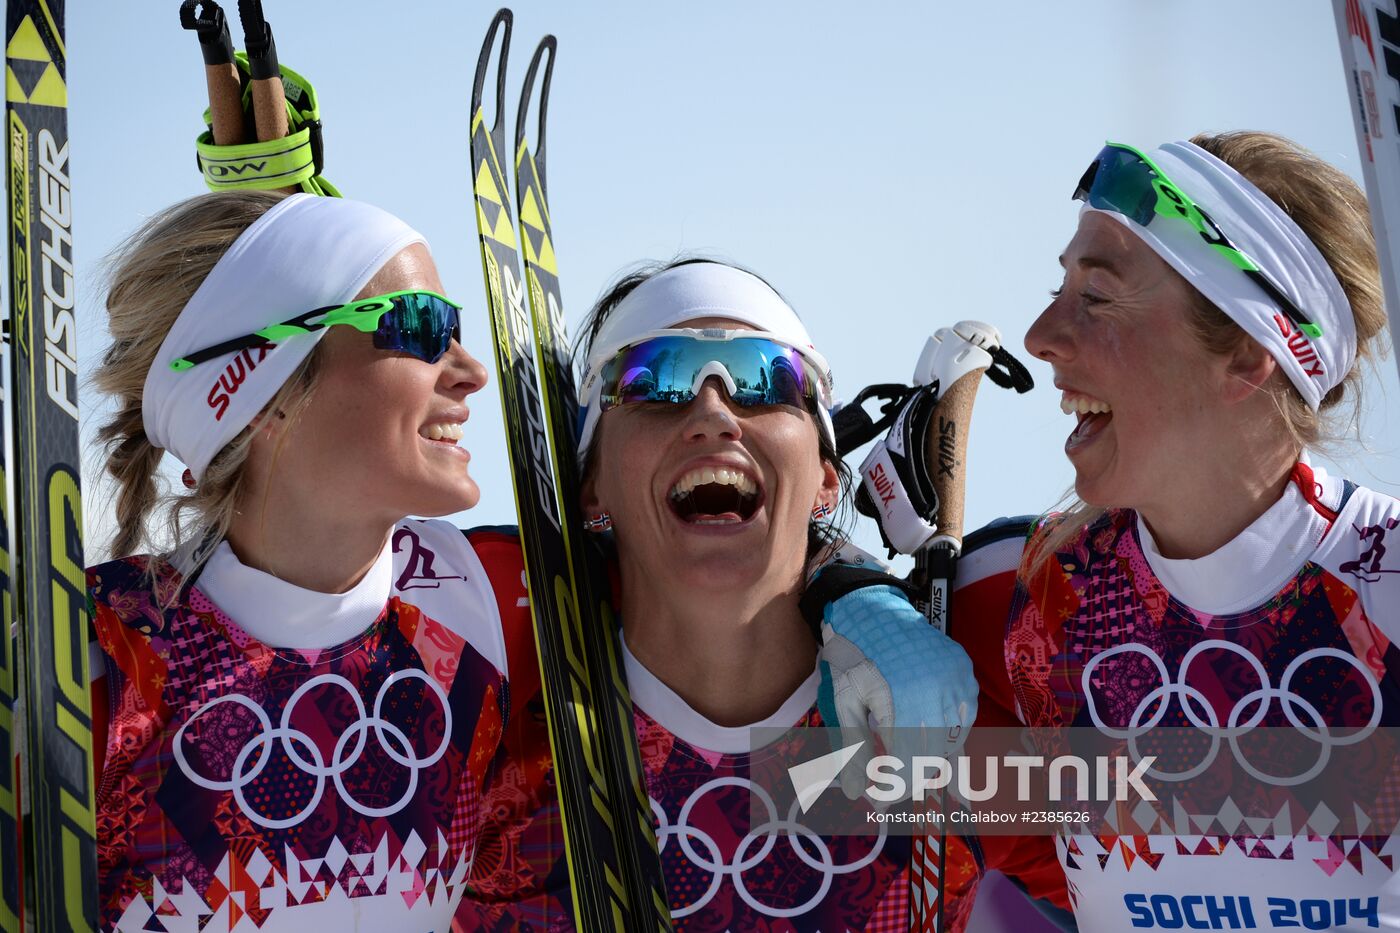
[1273,314,1325,380]
[206,343,277,421]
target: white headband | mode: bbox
[576,262,834,454]
[142,194,425,480]
[1082,140,1356,410]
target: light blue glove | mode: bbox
[817,583,977,799]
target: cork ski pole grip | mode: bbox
[923,366,988,549]
[249,75,287,141]
[180,2,244,145]
[237,0,290,143]
[207,63,244,144]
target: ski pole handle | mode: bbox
[237,0,289,143]
[911,319,1003,552]
[922,365,987,552]
[180,1,244,146]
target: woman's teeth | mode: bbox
[669,466,757,499]
[1064,394,1113,450]
[668,466,761,524]
[1060,395,1112,416]
[420,422,464,442]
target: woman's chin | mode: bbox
[1066,433,1121,508]
[410,478,481,517]
[1071,467,1125,510]
[665,546,773,590]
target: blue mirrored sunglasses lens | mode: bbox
[373,293,458,364]
[1077,146,1158,227]
[601,336,814,410]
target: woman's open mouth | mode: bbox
[667,466,761,525]
[1062,393,1112,451]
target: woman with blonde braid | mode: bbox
[89,191,520,931]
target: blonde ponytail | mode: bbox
[93,190,320,564]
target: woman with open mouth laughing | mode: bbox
[457,259,1069,930]
[945,132,1400,931]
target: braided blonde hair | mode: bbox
[93,190,323,565]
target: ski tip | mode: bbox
[472,9,514,129]
[515,33,557,155]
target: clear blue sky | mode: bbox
[72,0,1398,565]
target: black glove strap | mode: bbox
[800,563,920,640]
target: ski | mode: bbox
[1334,0,1400,377]
[469,10,667,930]
[2,2,97,931]
[512,35,673,929]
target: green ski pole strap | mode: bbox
[194,54,340,196]
[195,131,320,191]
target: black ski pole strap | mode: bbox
[800,562,921,639]
[854,382,942,556]
[193,56,340,196]
[238,0,280,79]
[985,344,1034,393]
[180,1,236,65]
[832,383,914,457]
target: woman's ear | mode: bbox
[580,472,603,516]
[814,457,840,514]
[246,407,288,439]
[1221,336,1278,404]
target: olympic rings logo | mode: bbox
[651,776,886,919]
[1082,640,1381,785]
[173,670,452,829]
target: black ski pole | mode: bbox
[236,1,289,146]
[907,360,987,933]
[180,1,244,145]
[905,328,1032,933]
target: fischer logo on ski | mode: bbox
[499,263,561,531]
[37,130,76,419]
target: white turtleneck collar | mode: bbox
[1136,461,1341,616]
[622,641,818,754]
[184,537,394,650]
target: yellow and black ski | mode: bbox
[470,9,671,930]
[2,2,97,930]
[470,10,672,924]
[513,34,672,930]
